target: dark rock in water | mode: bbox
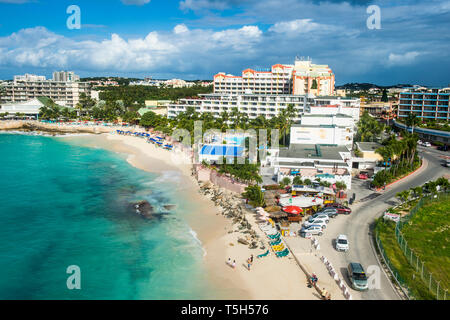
[132,200,155,219]
[163,204,176,211]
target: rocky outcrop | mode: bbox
[198,181,260,249]
[0,121,110,134]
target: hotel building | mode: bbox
[397,87,450,120]
[168,94,359,121]
[214,58,335,96]
[0,73,91,109]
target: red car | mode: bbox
[358,171,369,180]
[324,203,352,215]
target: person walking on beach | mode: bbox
[247,258,251,271]
[232,260,236,269]
[250,255,254,264]
[227,258,231,266]
[321,288,330,300]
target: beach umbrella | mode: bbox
[282,206,303,215]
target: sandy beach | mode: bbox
[50,128,322,300]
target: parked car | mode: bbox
[347,263,369,291]
[317,207,338,218]
[335,234,349,252]
[303,218,328,229]
[424,142,432,147]
[445,159,450,168]
[417,140,423,146]
[299,225,324,237]
[324,204,351,215]
[358,171,369,180]
[309,213,330,223]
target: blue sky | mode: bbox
[0,0,449,86]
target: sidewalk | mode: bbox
[285,237,348,300]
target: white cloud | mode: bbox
[388,51,421,66]
[0,0,31,3]
[121,0,151,5]
[0,25,263,74]
[268,19,325,34]
[173,24,189,34]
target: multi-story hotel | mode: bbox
[1,73,91,109]
[213,58,335,96]
[397,87,450,120]
[168,93,359,121]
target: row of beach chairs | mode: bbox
[258,223,290,258]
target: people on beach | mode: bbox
[232,260,236,269]
[227,258,231,266]
[310,273,318,286]
[247,258,251,271]
[250,255,254,263]
[320,288,331,300]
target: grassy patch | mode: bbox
[402,199,450,292]
[376,219,435,299]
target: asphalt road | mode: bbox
[319,147,449,300]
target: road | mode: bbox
[319,146,449,300]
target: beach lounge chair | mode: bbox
[257,250,270,259]
[267,232,280,239]
[276,249,290,257]
[272,244,285,251]
[269,239,282,246]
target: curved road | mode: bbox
[322,147,449,300]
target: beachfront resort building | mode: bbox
[0,97,54,119]
[214,57,335,96]
[0,73,91,109]
[397,87,450,120]
[271,144,353,189]
[264,104,360,189]
[168,94,359,121]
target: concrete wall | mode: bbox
[194,164,248,194]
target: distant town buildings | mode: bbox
[13,74,46,82]
[360,101,393,117]
[52,71,80,82]
[214,57,335,96]
[130,78,211,88]
[397,87,450,120]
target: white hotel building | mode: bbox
[213,58,335,96]
[168,58,357,120]
[1,73,91,109]
[168,93,359,122]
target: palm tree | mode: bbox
[335,181,347,191]
[396,190,410,203]
[376,145,393,172]
[411,186,423,199]
[293,176,303,186]
[405,112,421,135]
[281,177,291,187]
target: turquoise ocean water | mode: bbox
[0,133,216,299]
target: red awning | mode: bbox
[282,206,303,215]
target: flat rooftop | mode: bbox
[278,144,349,161]
[356,142,382,152]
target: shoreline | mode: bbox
[1,124,320,299]
[95,132,320,300]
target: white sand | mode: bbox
[63,131,321,300]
